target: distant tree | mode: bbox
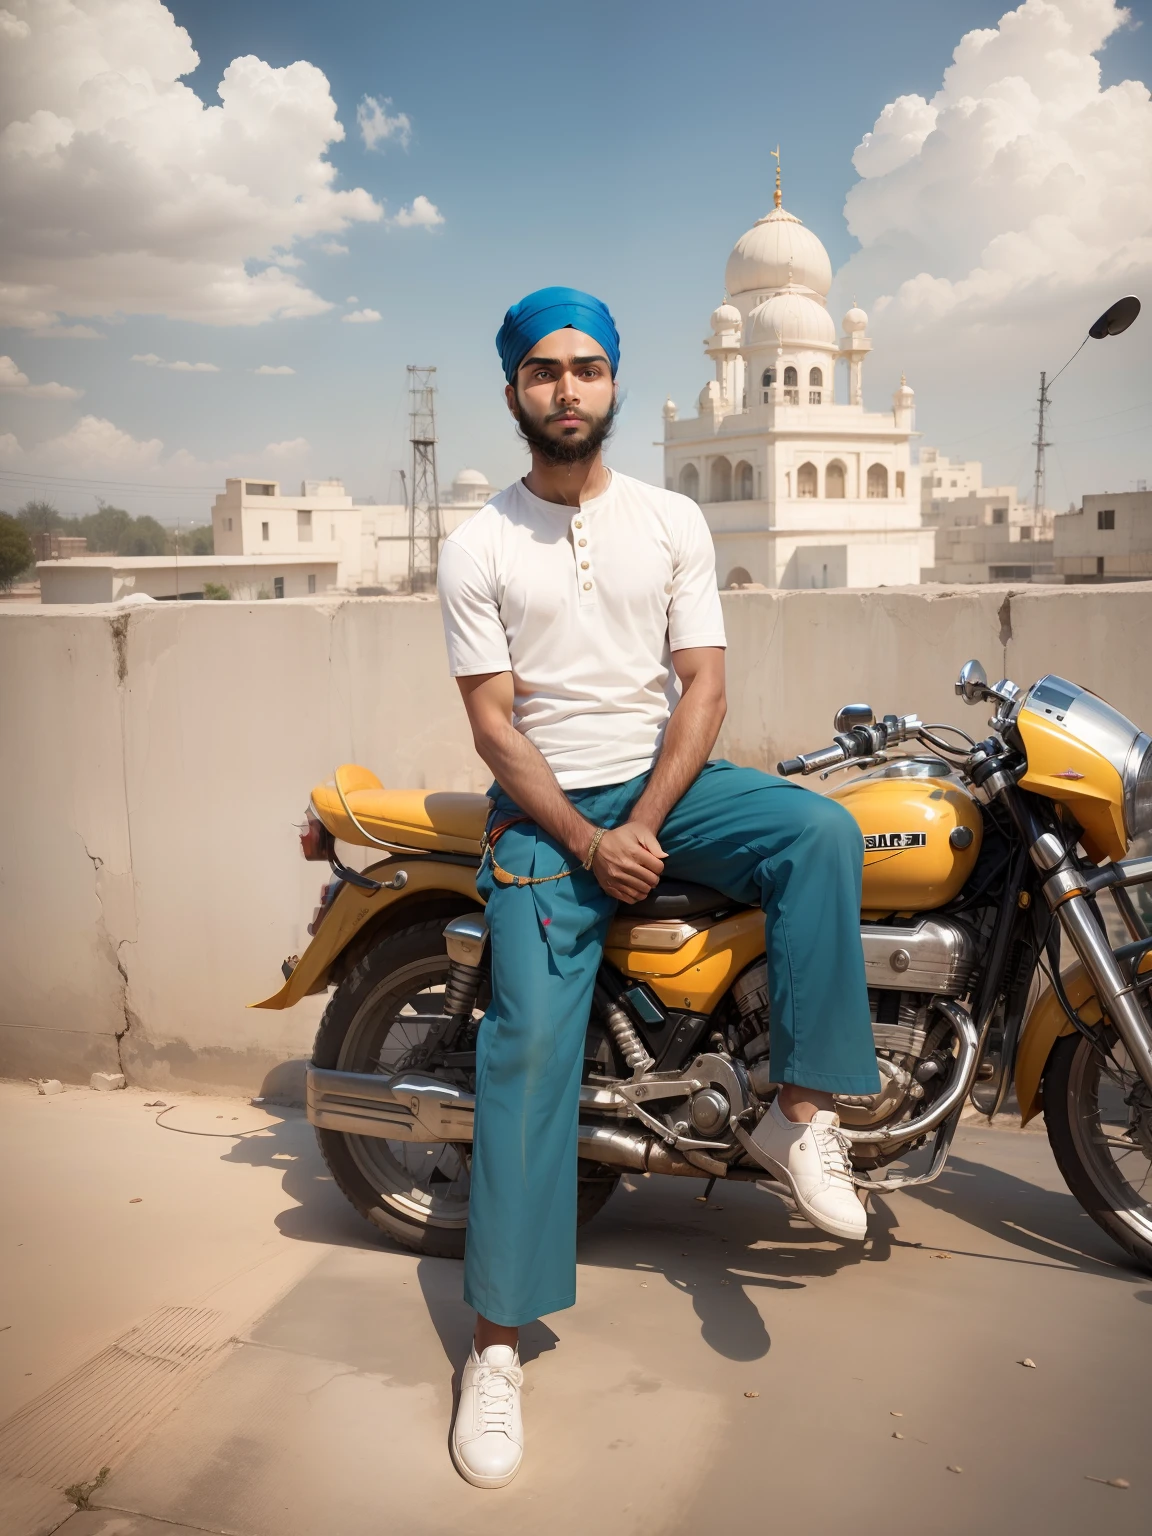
[16,498,67,535]
[0,512,34,589]
[202,581,231,600]
[76,503,133,554]
[181,525,214,556]
[116,514,169,556]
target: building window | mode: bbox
[1097,507,1115,530]
[261,521,269,541]
[867,463,888,498]
[761,367,776,403]
[679,463,700,499]
[992,506,1007,525]
[797,462,818,498]
[782,364,799,404]
[1020,525,1032,541]
[809,390,822,404]
[826,460,846,499]
[307,573,316,594]
[709,458,732,503]
[225,517,233,532]
[949,479,957,488]
[783,366,797,386]
[246,482,275,496]
[297,510,312,541]
[725,566,754,588]
[895,470,905,496]
[273,576,285,598]
[735,461,754,500]
[1097,556,1105,575]
[990,565,1035,580]
[809,367,823,388]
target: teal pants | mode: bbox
[464,760,878,1327]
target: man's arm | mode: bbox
[628,646,727,840]
[456,672,663,903]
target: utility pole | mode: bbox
[1032,370,1050,522]
[406,366,442,592]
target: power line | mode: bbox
[0,467,217,494]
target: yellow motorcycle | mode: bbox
[255,659,1152,1269]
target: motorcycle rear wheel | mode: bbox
[312,918,620,1259]
[1043,1028,1152,1272]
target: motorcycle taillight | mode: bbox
[299,810,334,862]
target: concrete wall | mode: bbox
[3,583,1151,1096]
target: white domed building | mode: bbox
[663,170,932,588]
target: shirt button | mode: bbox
[581,561,589,570]
[583,581,592,591]
[578,538,587,547]
[574,521,583,530]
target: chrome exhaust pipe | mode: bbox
[307,1067,476,1141]
[837,998,979,1151]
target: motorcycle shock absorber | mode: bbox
[594,982,655,1075]
[443,958,483,1019]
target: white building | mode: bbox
[38,554,339,604]
[663,174,931,589]
[920,448,1054,583]
[212,469,496,592]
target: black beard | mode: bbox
[513,394,617,465]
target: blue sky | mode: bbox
[1,0,1149,522]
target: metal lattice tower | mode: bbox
[1032,369,1050,522]
[407,366,442,591]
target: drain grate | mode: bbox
[0,1306,231,1486]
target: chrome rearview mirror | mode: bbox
[834,703,874,733]
[955,660,989,706]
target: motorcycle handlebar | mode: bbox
[777,714,923,777]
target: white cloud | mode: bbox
[321,241,349,255]
[255,364,295,375]
[0,353,81,398]
[838,1,1150,331]
[357,95,411,151]
[0,414,310,483]
[346,295,359,303]
[0,0,383,331]
[343,308,382,324]
[131,353,219,373]
[31,322,103,339]
[391,195,444,230]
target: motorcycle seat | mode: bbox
[624,878,737,920]
[311,767,487,856]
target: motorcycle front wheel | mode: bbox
[312,918,620,1258]
[1043,1027,1152,1272]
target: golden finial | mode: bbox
[771,144,781,209]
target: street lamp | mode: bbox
[1033,295,1141,520]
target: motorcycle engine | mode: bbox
[730,962,955,1139]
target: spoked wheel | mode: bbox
[1044,1027,1152,1271]
[312,918,620,1258]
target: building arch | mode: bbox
[797,461,818,498]
[867,462,889,499]
[783,365,798,387]
[826,459,846,498]
[760,367,776,403]
[679,463,700,499]
[709,457,733,503]
[735,460,754,500]
[725,566,754,588]
[809,367,823,387]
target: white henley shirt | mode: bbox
[436,471,727,789]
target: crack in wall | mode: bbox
[80,832,138,1077]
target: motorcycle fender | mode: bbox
[250,858,480,1010]
[1014,965,1102,1126]
[1015,947,1152,1125]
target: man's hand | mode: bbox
[592,822,665,903]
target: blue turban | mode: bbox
[496,286,620,384]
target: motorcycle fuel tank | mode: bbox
[829,757,983,918]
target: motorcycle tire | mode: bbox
[1043,1028,1152,1272]
[312,918,620,1259]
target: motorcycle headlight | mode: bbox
[1125,733,1152,843]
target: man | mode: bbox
[437,286,878,1489]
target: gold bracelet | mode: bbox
[582,825,607,870]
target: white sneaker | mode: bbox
[450,1344,524,1488]
[750,1097,866,1242]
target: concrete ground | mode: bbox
[0,1080,1149,1536]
